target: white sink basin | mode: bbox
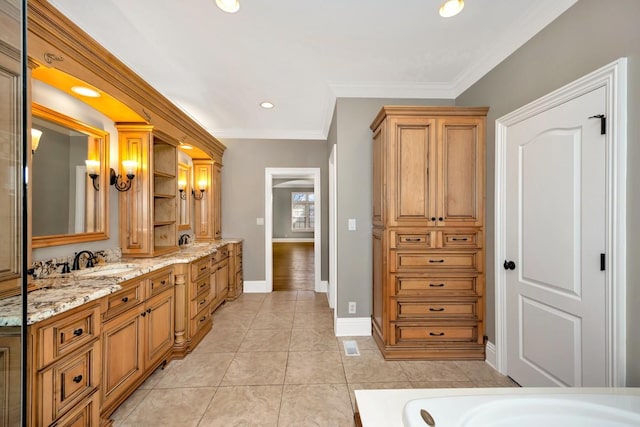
[77,264,138,277]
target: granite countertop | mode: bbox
[0,239,242,327]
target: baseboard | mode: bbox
[335,317,371,337]
[243,280,269,293]
[316,280,328,293]
[485,340,497,369]
[272,238,314,243]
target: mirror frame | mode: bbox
[177,162,192,231]
[31,103,110,248]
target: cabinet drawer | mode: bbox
[394,276,478,296]
[440,230,481,248]
[211,246,229,263]
[190,309,211,336]
[50,390,100,427]
[37,305,100,369]
[395,300,477,319]
[190,293,211,318]
[393,324,478,344]
[102,282,144,321]
[391,231,434,249]
[190,257,210,281]
[392,252,478,271]
[190,276,210,299]
[147,269,173,297]
[39,340,100,425]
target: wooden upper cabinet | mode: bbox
[117,125,178,257]
[437,117,485,227]
[193,160,222,241]
[371,107,487,228]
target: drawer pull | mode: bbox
[199,283,207,289]
[430,217,436,221]
[147,308,152,314]
[199,316,206,322]
[199,299,207,306]
[72,375,83,383]
[429,260,445,263]
[159,280,166,285]
[200,266,207,271]
[438,217,444,221]
[73,328,83,337]
[451,237,469,241]
[429,283,445,287]
[429,308,445,312]
[121,296,129,303]
[429,332,445,336]
[405,238,422,242]
[141,312,147,317]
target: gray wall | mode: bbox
[220,139,329,281]
[273,187,314,239]
[455,0,640,385]
[333,97,454,318]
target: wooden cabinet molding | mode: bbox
[192,160,222,241]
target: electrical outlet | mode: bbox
[348,301,356,314]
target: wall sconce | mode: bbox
[178,179,187,199]
[85,159,100,191]
[192,178,206,200]
[31,128,43,153]
[110,160,137,192]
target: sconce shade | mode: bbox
[110,161,136,192]
[439,0,464,17]
[122,160,137,176]
[216,0,240,13]
[85,159,100,175]
[31,128,43,152]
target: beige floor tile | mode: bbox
[192,327,247,353]
[221,351,288,385]
[213,309,257,330]
[198,385,282,427]
[279,384,354,427]
[296,291,325,301]
[295,300,329,313]
[110,388,150,423]
[250,311,295,330]
[236,293,268,302]
[348,382,412,412]
[155,352,235,388]
[342,350,408,383]
[137,363,175,389]
[399,360,470,382]
[117,387,216,427]
[454,360,516,384]
[292,311,333,330]
[285,351,346,384]
[239,329,292,352]
[264,291,298,301]
[289,328,339,351]
[338,336,379,352]
[224,300,263,312]
[259,299,297,313]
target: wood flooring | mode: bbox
[273,242,314,291]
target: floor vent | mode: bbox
[343,340,360,356]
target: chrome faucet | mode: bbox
[72,250,95,271]
[179,234,190,246]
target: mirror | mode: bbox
[177,163,191,230]
[31,103,110,248]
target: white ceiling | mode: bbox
[48,0,577,140]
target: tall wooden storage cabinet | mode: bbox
[371,106,488,360]
[117,125,179,257]
[193,160,222,241]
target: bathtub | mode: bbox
[354,387,640,427]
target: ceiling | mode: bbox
[47,0,577,140]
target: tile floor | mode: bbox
[111,291,517,426]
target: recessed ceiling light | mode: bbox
[216,0,240,13]
[71,85,100,98]
[260,101,274,109]
[439,0,464,18]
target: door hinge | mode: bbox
[589,114,606,135]
[600,253,605,271]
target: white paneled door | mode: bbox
[505,86,607,386]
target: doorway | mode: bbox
[494,58,627,386]
[265,168,321,293]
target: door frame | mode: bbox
[494,58,627,386]
[265,167,322,293]
[329,145,337,312]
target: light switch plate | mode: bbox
[348,218,356,231]
[256,217,264,225]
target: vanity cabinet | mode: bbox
[100,267,174,419]
[210,246,229,312]
[192,160,222,242]
[117,125,179,257]
[186,255,213,348]
[371,106,487,360]
[227,241,243,301]
[28,303,101,427]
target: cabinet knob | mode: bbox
[72,375,83,383]
[73,328,83,337]
[431,217,436,221]
[147,308,152,314]
[121,296,129,303]
[141,312,147,317]
[160,280,166,285]
[438,217,444,221]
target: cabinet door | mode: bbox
[213,164,222,239]
[215,259,229,303]
[372,122,385,227]
[372,228,385,341]
[144,289,174,370]
[387,117,437,227]
[101,308,143,409]
[436,118,484,227]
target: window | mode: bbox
[291,191,315,232]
